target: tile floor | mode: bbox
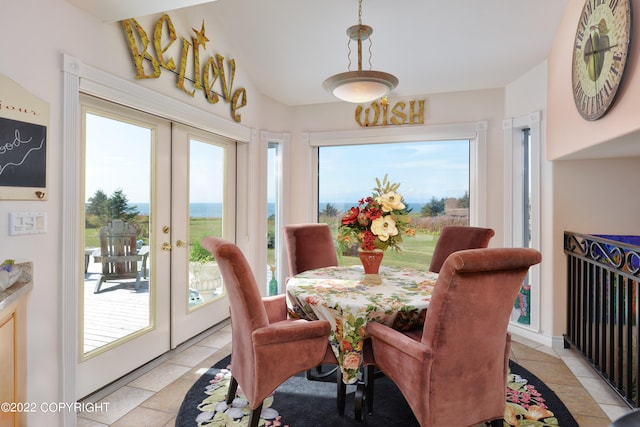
[77,321,633,426]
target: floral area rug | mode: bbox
[175,355,578,427]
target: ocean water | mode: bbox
[134,201,426,218]
[133,202,276,217]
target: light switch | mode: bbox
[8,212,47,235]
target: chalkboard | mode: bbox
[0,116,47,188]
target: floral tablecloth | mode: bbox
[286,265,437,384]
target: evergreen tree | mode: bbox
[321,203,339,217]
[458,191,469,208]
[87,189,110,218]
[109,189,140,221]
[420,197,445,217]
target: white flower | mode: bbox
[376,191,405,212]
[371,215,398,241]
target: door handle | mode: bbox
[161,242,172,251]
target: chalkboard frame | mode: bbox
[0,74,49,201]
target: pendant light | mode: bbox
[323,0,398,103]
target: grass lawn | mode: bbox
[336,232,437,270]
[86,217,439,271]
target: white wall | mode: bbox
[0,0,581,424]
[504,61,557,343]
[547,0,640,160]
[545,2,640,337]
[0,1,265,424]
[287,89,506,235]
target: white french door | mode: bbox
[170,124,235,346]
[77,95,232,397]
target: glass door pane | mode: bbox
[78,95,171,399]
[83,112,152,354]
[187,139,225,308]
[170,124,233,347]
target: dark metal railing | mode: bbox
[564,231,640,408]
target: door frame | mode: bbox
[62,54,252,420]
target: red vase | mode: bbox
[358,249,384,284]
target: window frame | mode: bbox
[503,112,541,333]
[306,122,488,226]
[260,131,290,290]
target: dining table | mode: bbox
[286,264,438,384]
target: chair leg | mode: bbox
[364,364,375,415]
[94,276,105,293]
[226,375,238,405]
[248,403,263,427]
[336,367,346,415]
[355,383,365,421]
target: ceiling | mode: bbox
[67,0,569,106]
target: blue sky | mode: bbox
[85,113,470,206]
[317,140,469,205]
[85,114,224,204]
[85,114,152,203]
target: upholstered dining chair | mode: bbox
[368,247,542,427]
[283,223,346,400]
[283,223,339,278]
[201,237,332,427]
[428,225,495,273]
[283,223,373,417]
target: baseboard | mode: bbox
[508,323,557,348]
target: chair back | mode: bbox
[284,223,338,276]
[421,247,541,423]
[428,225,495,273]
[98,219,140,277]
[200,237,269,389]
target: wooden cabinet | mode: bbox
[0,263,32,427]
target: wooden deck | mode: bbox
[83,265,150,354]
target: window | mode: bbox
[267,141,281,293]
[318,140,470,270]
[504,113,540,331]
[261,131,289,292]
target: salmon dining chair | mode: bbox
[368,247,541,426]
[283,223,339,278]
[201,237,331,427]
[283,223,348,411]
[428,225,495,273]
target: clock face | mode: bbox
[572,0,632,121]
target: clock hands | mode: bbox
[583,31,615,82]
[584,43,618,57]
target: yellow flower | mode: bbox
[371,215,398,241]
[376,191,405,212]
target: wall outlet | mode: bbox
[8,212,47,235]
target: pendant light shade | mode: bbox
[323,1,398,103]
[324,70,399,103]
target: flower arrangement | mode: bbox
[337,175,415,252]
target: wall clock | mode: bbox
[572,0,632,121]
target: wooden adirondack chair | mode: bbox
[93,220,145,293]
